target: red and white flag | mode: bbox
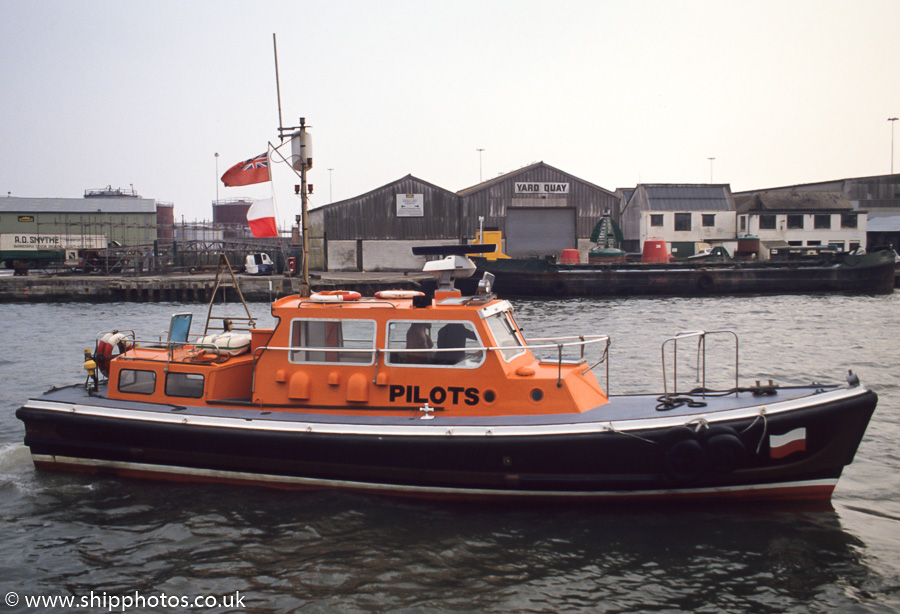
[769,427,807,459]
[221,152,270,187]
[246,198,278,238]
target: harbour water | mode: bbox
[1,294,899,612]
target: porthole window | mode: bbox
[530,389,544,403]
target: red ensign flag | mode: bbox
[246,198,278,238]
[221,153,270,187]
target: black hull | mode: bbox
[468,251,896,298]
[16,386,877,502]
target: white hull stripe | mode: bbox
[33,454,837,499]
[23,386,868,439]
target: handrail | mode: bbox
[661,329,739,400]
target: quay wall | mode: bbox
[0,272,432,303]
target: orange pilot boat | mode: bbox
[16,246,877,503]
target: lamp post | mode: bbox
[707,157,715,183]
[476,148,485,182]
[214,152,219,206]
[889,118,898,174]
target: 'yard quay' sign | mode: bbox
[514,182,570,194]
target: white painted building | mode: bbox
[619,184,737,257]
[735,191,866,256]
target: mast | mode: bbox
[273,34,311,297]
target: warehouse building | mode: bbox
[1,187,159,267]
[308,162,619,271]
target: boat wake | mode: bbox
[0,442,37,494]
[842,504,900,523]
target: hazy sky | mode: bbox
[2,0,898,228]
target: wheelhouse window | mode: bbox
[787,215,804,229]
[165,372,204,398]
[759,214,776,230]
[385,321,484,367]
[674,213,692,231]
[118,369,156,395]
[649,214,664,227]
[290,319,375,364]
[701,214,715,227]
[483,310,526,362]
[814,214,832,229]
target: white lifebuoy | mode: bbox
[309,290,362,302]
[195,331,252,356]
[375,290,425,299]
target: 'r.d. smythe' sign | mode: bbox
[514,182,569,194]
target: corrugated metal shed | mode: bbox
[458,161,619,239]
[311,175,462,241]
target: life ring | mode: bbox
[95,331,132,377]
[375,290,424,299]
[309,290,362,302]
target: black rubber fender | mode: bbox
[664,438,707,483]
[697,426,747,474]
[551,280,567,296]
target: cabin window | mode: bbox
[165,372,204,398]
[787,215,804,229]
[649,214,664,227]
[484,311,526,362]
[386,321,484,367]
[674,213,692,231]
[814,214,832,229]
[289,319,375,364]
[841,213,858,228]
[118,369,156,395]
[759,214,776,230]
[702,214,715,227]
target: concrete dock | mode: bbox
[0,270,433,303]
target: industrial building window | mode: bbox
[702,214,715,227]
[814,214,832,229]
[650,214,664,227]
[289,319,376,364]
[841,213,858,228]
[787,215,804,229]
[759,215,776,230]
[674,213,692,231]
